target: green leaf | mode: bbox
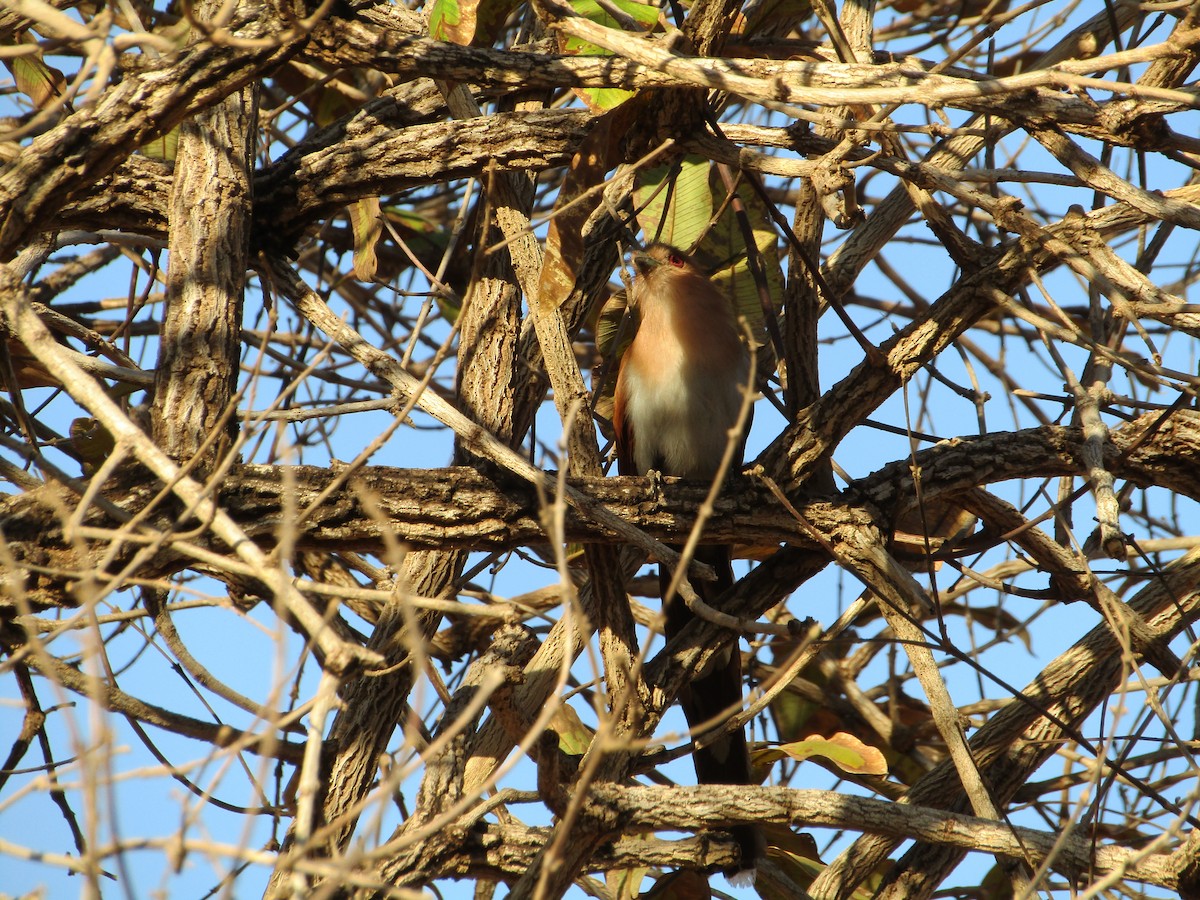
[435,292,462,325]
[559,0,660,54]
[428,0,464,42]
[550,704,593,757]
[556,0,660,109]
[580,85,636,112]
[696,170,783,370]
[315,85,355,128]
[633,156,713,252]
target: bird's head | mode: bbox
[632,243,692,277]
[629,244,706,310]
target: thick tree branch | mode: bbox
[3,409,1199,615]
[0,0,302,260]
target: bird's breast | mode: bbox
[620,307,746,479]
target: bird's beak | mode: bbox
[632,251,659,274]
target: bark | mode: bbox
[151,3,257,470]
[4,409,1199,616]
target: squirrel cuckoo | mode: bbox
[612,243,764,882]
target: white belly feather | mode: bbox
[623,358,745,479]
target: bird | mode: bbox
[611,243,764,883]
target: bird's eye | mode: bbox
[668,253,685,268]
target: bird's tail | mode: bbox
[663,543,765,882]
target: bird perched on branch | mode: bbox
[612,243,763,883]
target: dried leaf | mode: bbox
[537,97,648,314]
[429,0,523,46]
[4,337,59,389]
[5,52,67,109]
[640,869,711,899]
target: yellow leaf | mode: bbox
[606,848,648,900]
[755,731,888,776]
[550,703,593,757]
[350,197,382,282]
[140,126,180,162]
